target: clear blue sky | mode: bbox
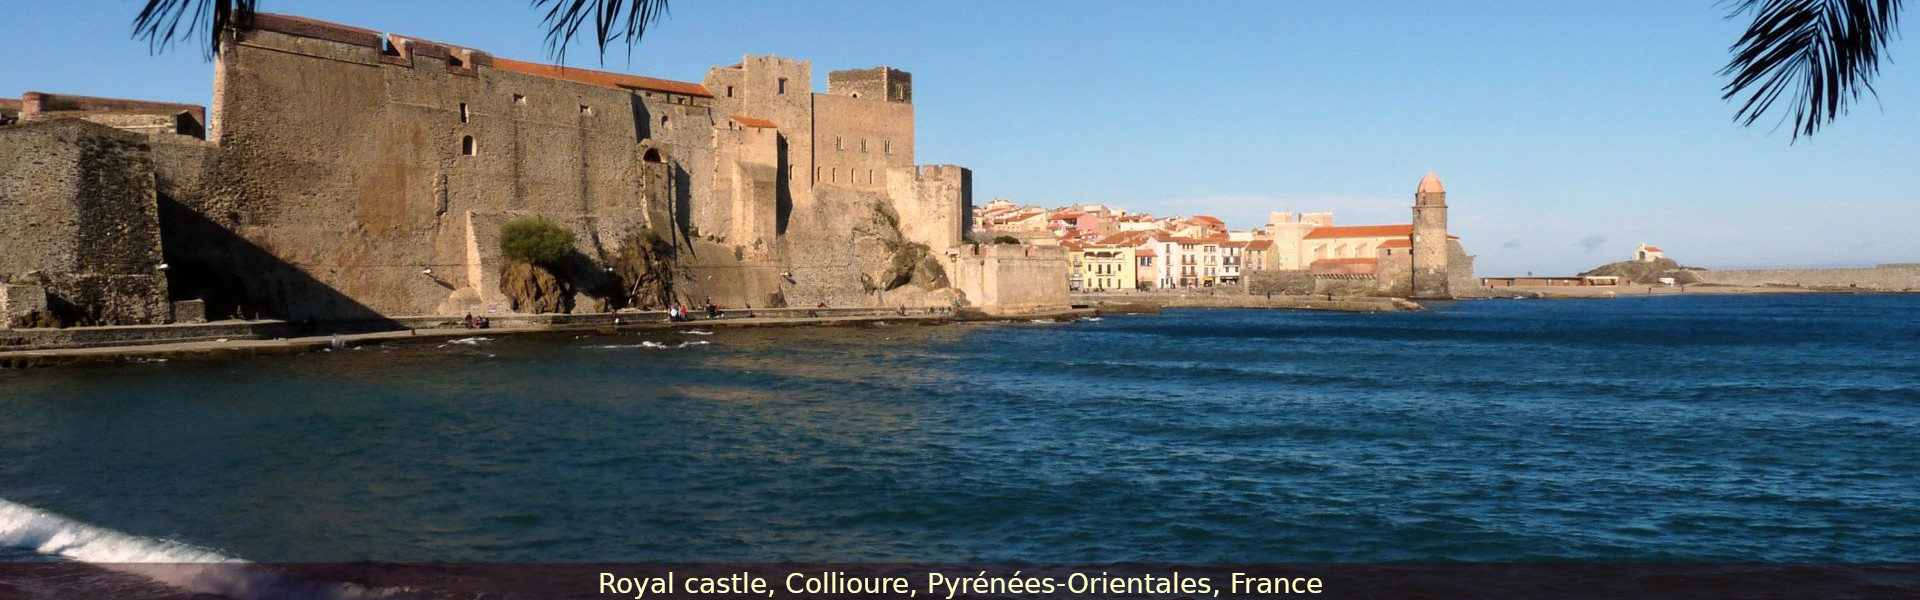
[6,1,1916,275]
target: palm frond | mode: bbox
[1721,0,1904,140]
[532,0,673,64]
[132,0,257,60]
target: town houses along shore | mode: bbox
[974,173,1477,299]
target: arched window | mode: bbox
[643,148,663,163]
[659,114,669,126]
[461,136,476,156]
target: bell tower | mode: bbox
[1411,172,1451,298]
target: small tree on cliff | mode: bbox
[500,217,576,267]
[497,217,578,314]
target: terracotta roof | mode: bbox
[1378,238,1412,249]
[1192,215,1225,226]
[1053,211,1086,220]
[492,57,713,97]
[1096,231,1156,246]
[1418,172,1445,194]
[1303,224,1414,239]
[1245,240,1274,250]
[1310,258,1378,276]
[1137,249,1157,257]
[730,115,777,129]
[1642,245,1663,252]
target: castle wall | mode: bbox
[711,125,781,251]
[1446,239,1477,293]
[0,120,171,325]
[209,19,672,319]
[1245,269,1314,295]
[1688,265,1920,291]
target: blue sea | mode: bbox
[3,294,1919,565]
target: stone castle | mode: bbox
[1,13,1068,328]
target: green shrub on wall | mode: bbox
[499,216,576,266]
[992,236,1021,245]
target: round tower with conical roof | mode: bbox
[1411,172,1451,298]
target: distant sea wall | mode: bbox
[1690,264,1920,291]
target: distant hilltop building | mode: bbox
[1,13,1069,328]
[971,173,1474,298]
[1636,242,1665,263]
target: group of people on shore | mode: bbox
[461,313,491,329]
[667,298,756,322]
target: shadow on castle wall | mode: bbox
[158,197,402,334]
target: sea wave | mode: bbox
[0,498,398,599]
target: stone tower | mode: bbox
[1411,172,1451,298]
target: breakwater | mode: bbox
[1687,264,1920,291]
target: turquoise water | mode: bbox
[3,295,1919,563]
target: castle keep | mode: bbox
[2,14,1061,327]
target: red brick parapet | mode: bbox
[243,12,382,49]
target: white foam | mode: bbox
[683,329,715,336]
[590,340,711,350]
[448,337,491,345]
[0,498,399,599]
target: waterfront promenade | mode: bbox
[0,307,1093,368]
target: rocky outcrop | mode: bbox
[1581,258,1702,284]
[853,201,949,294]
[610,228,678,310]
[499,260,572,314]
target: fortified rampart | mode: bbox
[14,92,205,138]
[947,244,1070,315]
[1689,265,1920,291]
[888,165,972,252]
[0,120,171,326]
